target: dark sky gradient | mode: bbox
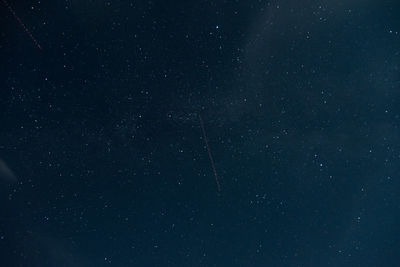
[1,0,400,266]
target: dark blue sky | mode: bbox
[1,0,400,266]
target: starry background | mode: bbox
[0,0,400,266]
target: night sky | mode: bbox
[1,0,400,266]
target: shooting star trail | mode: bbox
[199,115,221,192]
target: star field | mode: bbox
[1,0,400,266]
